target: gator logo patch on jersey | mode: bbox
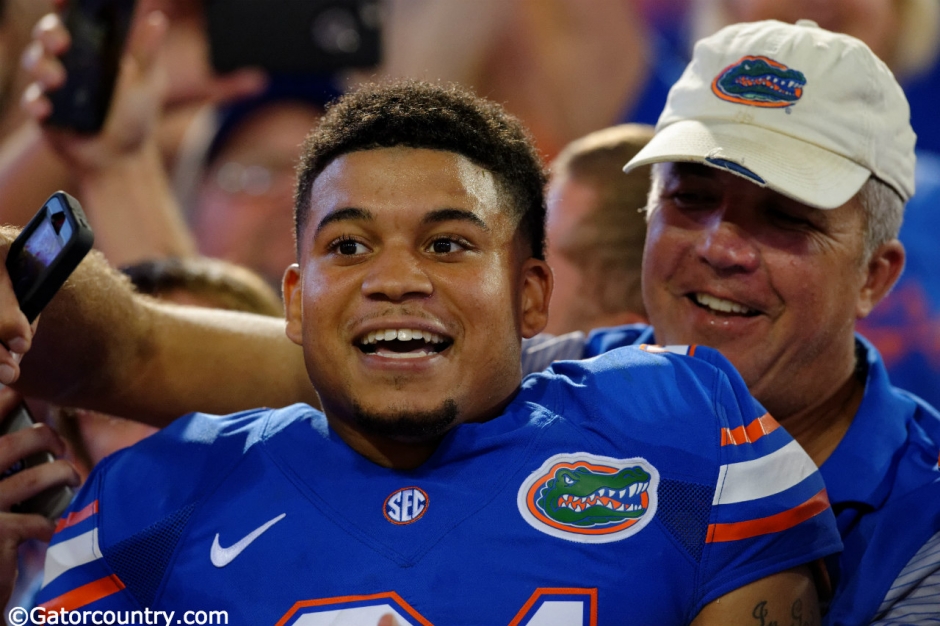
[517,453,659,543]
[712,55,806,108]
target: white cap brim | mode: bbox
[623,120,872,209]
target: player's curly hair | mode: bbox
[293,81,548,259]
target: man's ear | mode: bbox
[282,263,304,346]
[520,258,553,338]
[857,239,905,319]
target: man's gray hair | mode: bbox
[858,176,905,260]
[646,164,905,261]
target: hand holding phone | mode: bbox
[0,391,78,523]
[0,192,94,520]
[206,0,381,74]
[44,0,137,134]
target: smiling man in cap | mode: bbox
[529,18,939,625]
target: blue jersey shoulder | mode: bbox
[37,404,324,610]
[96,403,319,542]
[534,342,764,431]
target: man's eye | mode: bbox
[769,210,810,228]
[429,238,467,254]
[671,192,714,208]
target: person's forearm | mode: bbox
[117,302,319,424]
[77,138,197,267]
[11,246,317,426]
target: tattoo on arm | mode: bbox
[752,601,778,626]
[790,598,814,626]
[751,599,814,626]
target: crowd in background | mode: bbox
[1,1,938,397]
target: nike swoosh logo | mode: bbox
[210,513,286,568]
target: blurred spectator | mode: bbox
[858,152,940,408]
[19,5,332,286]
[544,123,653,335]
[0,0,55,139]
[121,255,284,316]
[0,0,266,262]
[188,78,336,287]
[364,0,653,158]
[688,0,940,84]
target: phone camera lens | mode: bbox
[311,8,361,54]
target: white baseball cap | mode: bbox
[624,19,917,209]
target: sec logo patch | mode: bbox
[384,487,429,525]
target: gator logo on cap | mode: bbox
[712,55,806,108]
[517,453,659,543]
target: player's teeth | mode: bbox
[378,350,430,359]
[629,484,638,497]
[695,293,754,314]
[361,329,448,344]
[619,489,626,498]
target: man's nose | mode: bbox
[694,210,760,274]
[360,247,434,301]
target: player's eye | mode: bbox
[328,236,369,256]
[428,237,469,255]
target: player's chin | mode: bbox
[351,398,459,441]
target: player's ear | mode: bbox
[520,257,552,338]
[283,263,303,346]
[857,239,904,319]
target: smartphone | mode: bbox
[44,0,137,134]
[0,191,94,520]
[205,0,382,74]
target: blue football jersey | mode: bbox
[37,345,841,625]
